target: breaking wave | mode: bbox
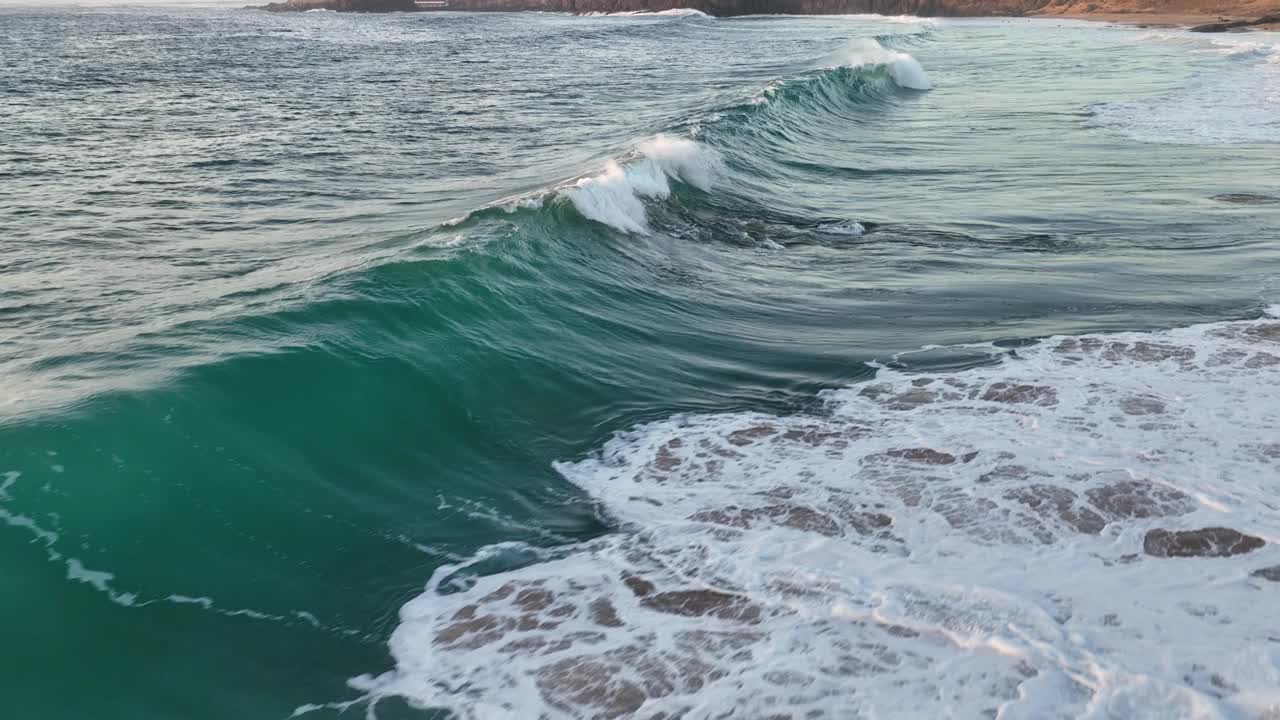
[838,36,932,90]
[449,39,928,235]
[750,38,932,106]
[588,8,714,18]
[349,309,1280,719]
[564,136,721,234]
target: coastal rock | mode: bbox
[258,0,1280,24]
[1143,527,1265,558]
[886,447,962,465]
[641,588,763,622]
[1253,566,1280,582]
[1190,13,1280,31]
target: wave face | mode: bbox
[489,38,930,235]
[356,310,1280,719]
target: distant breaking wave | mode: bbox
[561,39,929,233]
[440,135,722,236]
[837,36,931,90]
[584,8,714,18]
[446,38,930,236]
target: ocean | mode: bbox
[2,6,1280,719]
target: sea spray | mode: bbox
[435,44,931,238]
[750,39,932,107]
[564,136,720,234]
[838,37,932,90]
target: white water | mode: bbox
[352,309,1280,719]
[750,39,932,105]
[587,8,713,18]
[840,37,932,91]
[818,220,866,236]
[564,136,719,234]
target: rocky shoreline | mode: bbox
[262,0,1042,14]
[1188,12,1280,30]
[259,0,1280,28]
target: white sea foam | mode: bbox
[502,196,544,213]
[648,8,711,17]
[1092,32,1280,144]
[353,310,1280,719]
[840,37,932,91]
[830,13,938,25]
[739,12,936,25]
[563,136,719,234]
[818,220,865,236]
[437,137,716,235]
[749,39,931,106]
[590,8,713,18]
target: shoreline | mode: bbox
[259,0,1280,31]
[1035,9,1280,31]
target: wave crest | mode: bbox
[749,39,931,110]
[839,37,931,90]
[564,136,720,234]
[586,8,713,18]
[439,40,928,239]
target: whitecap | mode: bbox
[839,37,932,91]
[818,220,866,236]
[563,135,720,234]
[593,8,713,18]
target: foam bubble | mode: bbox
[354,312,1280,719]
[564,136,719,234]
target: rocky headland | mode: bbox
[260,0,1280,29]
[264,0,1040,14]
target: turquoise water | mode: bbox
[2,7,1280,718]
